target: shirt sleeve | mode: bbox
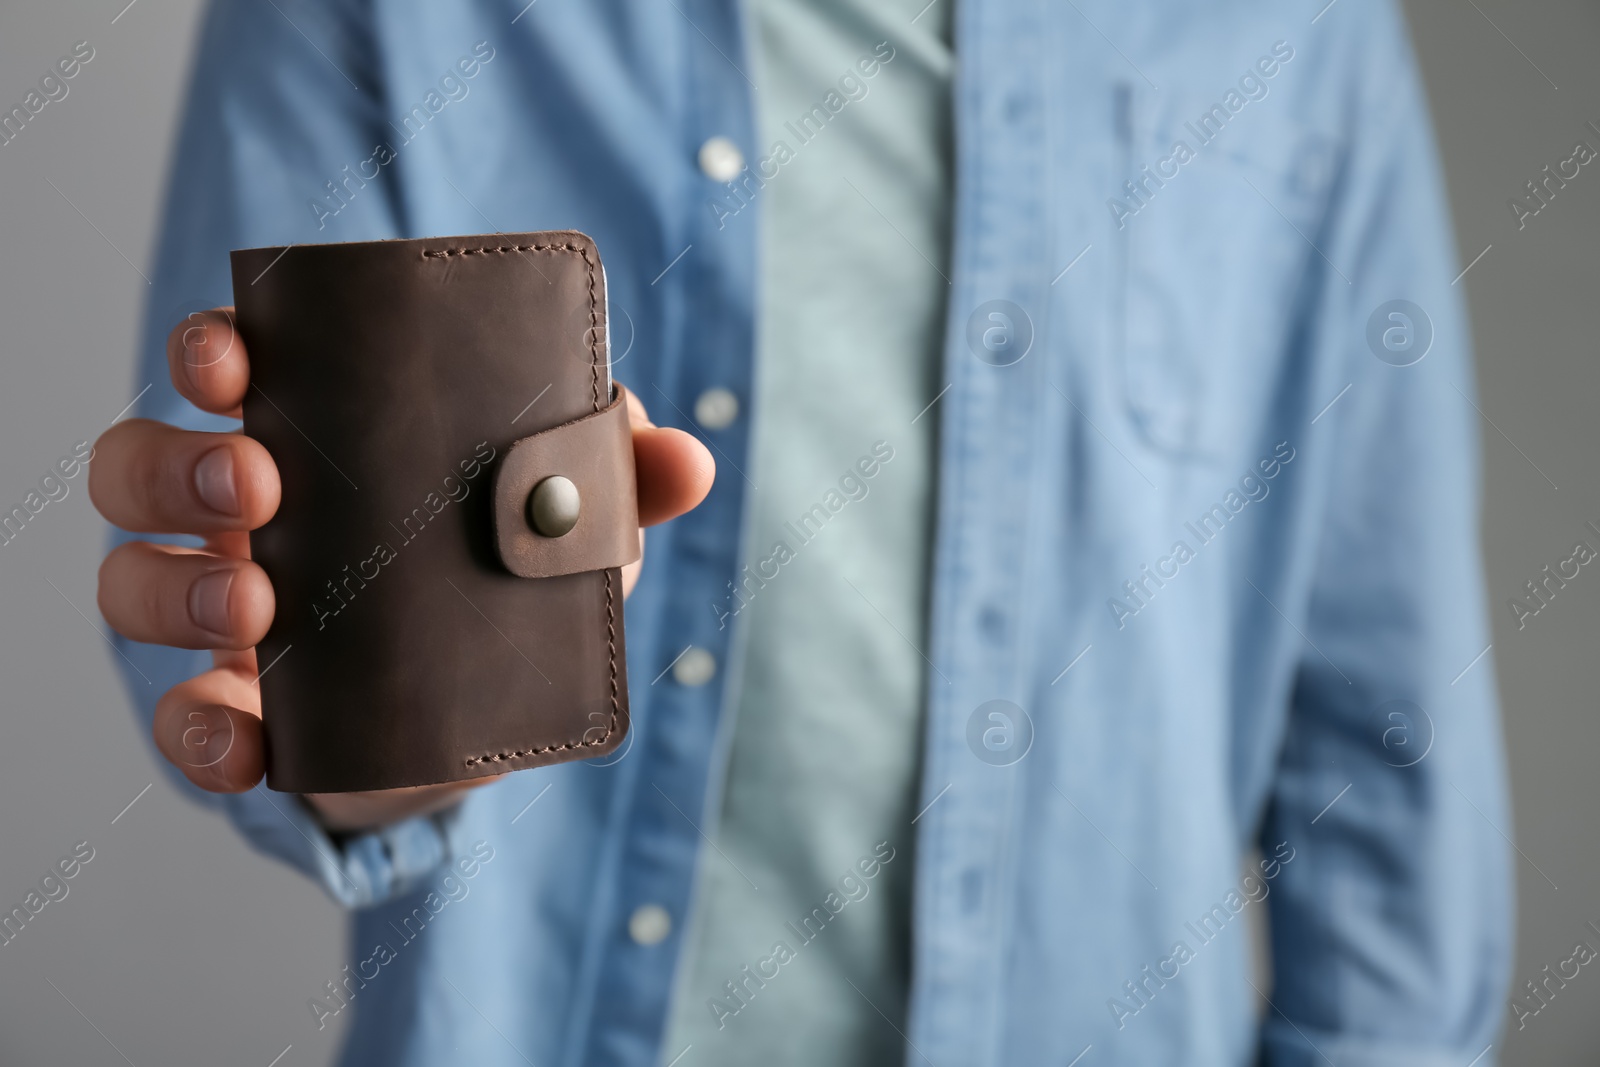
[1257,3,1513,1063]
[108,0,455,909]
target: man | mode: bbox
[94,0,1512,1063]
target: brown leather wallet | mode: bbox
[230,231,638,794]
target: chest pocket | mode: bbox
[1109,81,1340,459]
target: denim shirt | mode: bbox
[114,1,1512,1064]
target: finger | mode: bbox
[618,383,714,524]
[167,308,249,416]
[89,419,280,534]
[621,383,654,427]
[622,530,644,598]
[99,543,274,649]
[153,669,265,793]
[634,426,715,527]
[204,529,253,560]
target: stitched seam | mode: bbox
[421,242,586,258]
[425,241,621,767]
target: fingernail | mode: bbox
[173,704,235,769]
[193,447,239,516]
[188,568,235,635]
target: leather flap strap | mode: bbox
[491,388,640,579]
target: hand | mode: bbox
[91,309,714,831]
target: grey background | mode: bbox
[0,1,1594,1064]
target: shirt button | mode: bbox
[698,136,745,182]
[628,903,672,946]
[673,647,717,687]
[694,387,740,430]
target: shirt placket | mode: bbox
[573,0,761,1064]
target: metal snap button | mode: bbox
[528,476,580,537]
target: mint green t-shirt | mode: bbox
[661,1,953,1063]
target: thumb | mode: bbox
[620,386,715,526]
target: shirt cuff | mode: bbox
[223,786,459,909]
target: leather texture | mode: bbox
[492,388,641,579]
[231,231,631,793]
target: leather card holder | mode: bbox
[231,231,637,794]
